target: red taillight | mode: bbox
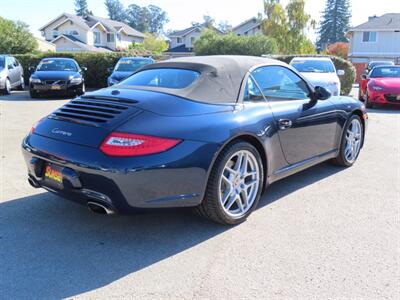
[100,132,181,157]
[30,118,45,134]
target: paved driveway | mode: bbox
[0,91,399,299]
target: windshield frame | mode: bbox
[37,59,79,72]
[290,59,336,73]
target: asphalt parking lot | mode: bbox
[0,90,399,299]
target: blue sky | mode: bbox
[2,0,400,41]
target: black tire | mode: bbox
[358,87,363,101]
[194,141,264,225]
[365,90,373,108]
[332,114,364,167]
[17,76,25,90]
[77,83,85,96]
[2,79,11,95]
[29,89,39,98]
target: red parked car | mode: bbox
[364,66,400,108]
[358,61,394,101]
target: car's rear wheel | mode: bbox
[17,76,25,90]
[195,141,264,225]
[332,115,363,167]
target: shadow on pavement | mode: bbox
[367,107,400,114]
[0,90,72,102]
[0,162,343,298]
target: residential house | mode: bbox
[233,17,262,36]
[39,13,145,52]
[348,13,400,80]
[35,38,56,52]
[166,25,222,56]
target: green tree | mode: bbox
[317,0,351,47]
[262,0,316,54]
[129,33,168,55]
[104,0,126,22]
[0,17,37,54]
[74,0,91,17]
[194,29,278,56]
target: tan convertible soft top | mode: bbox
[119,55,286,104]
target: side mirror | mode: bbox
[313,86,331,101]
[81,67,87,72]
[361,74,368,80]
[29,66,35,73]
[337,69,345,76]
[107,67,114,73]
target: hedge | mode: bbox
[14,50,155,88]
[269,54,356,95]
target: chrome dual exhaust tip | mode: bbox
[87,201,115,215]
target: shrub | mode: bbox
[325,42,349,59]
[194,29,278,56]
[14,50,154,88]
[270,54,356,95]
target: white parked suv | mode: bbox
[290,57,344,96]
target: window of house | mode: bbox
[107,33,115,43]
[177,37,183,43]
[65,30,79,36]
[362,31,377,42]
[93,31,101,44]
[116,33,121,41]
[52,30,59,39]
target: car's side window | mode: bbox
[13,58,20,67]
[251,66,310,101]
[243,76,265,102]
[6,57,14,69]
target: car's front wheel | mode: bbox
[332,115,364,167]
[2,79,11,95]
[17,76,25,90]
[195,141,264,225]
[365,90,373,108]
[29,89,39,98]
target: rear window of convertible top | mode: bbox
[120,68,200,89]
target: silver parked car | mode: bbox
[0,55,25,95]
[290,57,344,96]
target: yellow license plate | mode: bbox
[44,165,63,184]
[51,85,61,90]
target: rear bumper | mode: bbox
[22,133,218,213]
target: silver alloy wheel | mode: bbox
[5,79,11,94]
[344,119,362,163]
[218,150,260,218]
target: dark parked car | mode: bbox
[0,55,25,95]
[108,57,154,86]
[29,57,86,98]
[22,56,367,224]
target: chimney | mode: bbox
[368,15,378,22]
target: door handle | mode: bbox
[278,119,292,130]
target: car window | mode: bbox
[7,57,15,69]
[121,68,200,89]
[251,66,310,101]
[37,59,78,72]
[243,76,264,102]
[13,58,20,67]
[370,67,400,78]
[114,59,153,72]
[290,59,335,73]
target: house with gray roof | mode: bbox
[233,17,262,36]
[166,25,222,56]
[348,13,400,63]
[39,13,145,52]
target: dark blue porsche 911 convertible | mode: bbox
[22,56,367,224]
